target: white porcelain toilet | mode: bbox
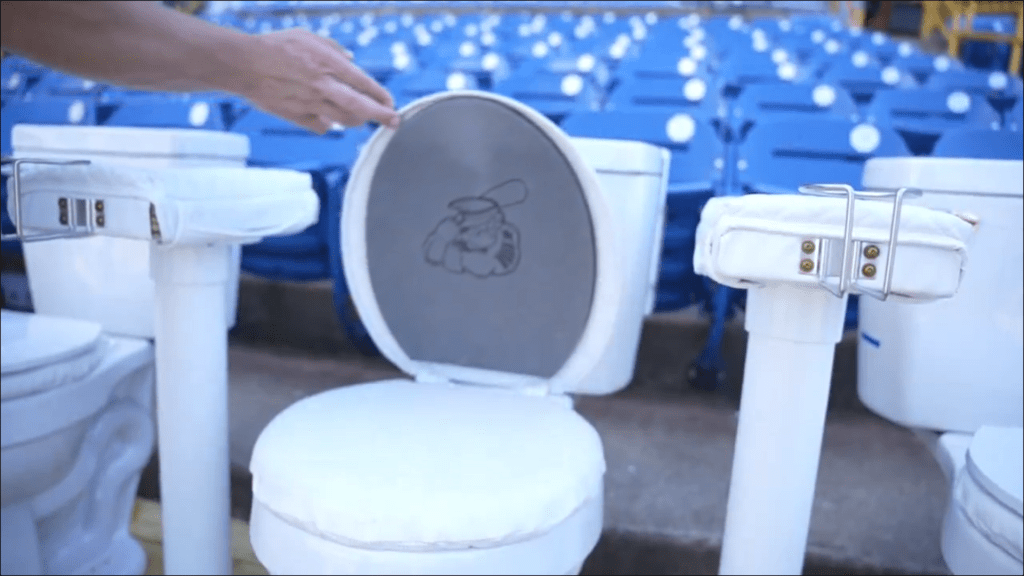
[858,157,1024,575]
[1,125,250,575]
[248,91,670,575]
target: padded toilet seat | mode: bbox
[250,91,633,574]
[250,380,603,574]
[942,426,1023,575]
[1,309,105,402]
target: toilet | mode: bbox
[858,157,1024,575]
[1,125,250,574]
[248,90,669,575]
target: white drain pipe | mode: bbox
[152,243,234,575]
[719,283,848,575]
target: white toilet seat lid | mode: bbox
[249,379,605,549]
[340,91,623,394]
[966,426,1023,516]
[1,309,105,400]
[953,426,1024,562]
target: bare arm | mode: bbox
[0,1,399,133]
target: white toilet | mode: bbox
[858,157,1024,575]
[248,91,670,575]
[1,125,250,574]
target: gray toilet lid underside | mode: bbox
[365,96,596,379]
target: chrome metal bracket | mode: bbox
[797,183,922,301]
[1,157,94,243]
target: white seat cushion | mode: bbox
[1,309,105,401]
[693,194,974,301]
[249,379,605,550]
[953,426,1023,562]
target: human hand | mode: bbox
[234,28,400,134]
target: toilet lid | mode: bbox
[0,309,105,401]
[340,91,622,394]
[952,426,1024,562]
[966,426,1023,516]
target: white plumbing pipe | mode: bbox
[151,243,234,575]
[719,283,848,576]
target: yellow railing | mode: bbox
[921,1,1023,75]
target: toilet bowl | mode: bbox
[858,157,1024,575]
[1,309,155,575]
[1,125,256,574]
[248,90,670,575]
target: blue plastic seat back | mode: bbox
[386,69,480,108]
[867,88,1001,135]
[932,128,1024,160]
[730,82,859,138]
[1008,98,1024,130]
[820,60,916,106]
[2,57,47,98]
[27,71,105,98]
[926,68,1022,115]
[492,70,602,123]
[614,50,711,81]
[1,97,96,155]
[717,50,806,93]
[100,94,228,130]
[229,106,373,167]
[561,110,725,190]
[605,76,722,119]
[738,118,910,195]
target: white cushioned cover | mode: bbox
[1,309,105,401]
[9,164,318,245]
[249,379,605,550]
[693,194,974,301]
[952,426,1023,562]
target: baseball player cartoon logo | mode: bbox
[423,179,527,278]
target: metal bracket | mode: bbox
[797,183,922,301]
[1,157,94,243]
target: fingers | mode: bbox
[307,36,395,110]
[319,77,400,128]
[294,112,333,135]
[314,34,354,60]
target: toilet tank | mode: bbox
[857,157,1023,433]
[10,125,250,339]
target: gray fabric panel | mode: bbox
[364,96,596,378]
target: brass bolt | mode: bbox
[864,245,880,259]
[95,200,104,212]
[58,198,67,208]
[801,241,816,254]
[800,259,815,272]
[862,263,877,277]
[59,214,68,225]
[96,215,105,227]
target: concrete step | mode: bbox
[138,340,950,575]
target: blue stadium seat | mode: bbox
[932,128,1024,160]
[1008,98,1024,130]
[736,118,910,195]
[926,68,1023,116]
[867,88,1001,155]
[492,69,602,123]
[100,94,229,131]
[386,69,480,109]
[605,76,723,120]
[820,58,917,106]
[729,82,859,139]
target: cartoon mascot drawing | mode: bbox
[423,179,527,278]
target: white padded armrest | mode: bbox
[693,194,975,302]
[8,163,318,245]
